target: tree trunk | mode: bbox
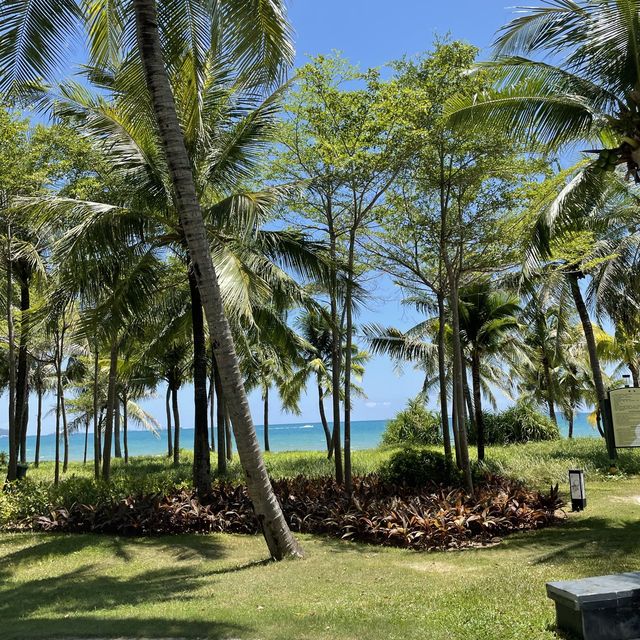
[34,378,42,468]
[342,230,357,494]
[123,393,129,464]
[448,276,473,492]
[225,409,233,461]
[101,338,119,481]
[209,349,215,451]
[568,273,616,460]
[463,366,474,429]
[172,384,180,466]
[436,293,452,462]
[54,338,62,486]
[83,417,89,464]
[318,382,333,457]
[114,396,122,459]
[329,242,343,484]
[6,223,17,483]
[451,390,461,469]
[62,390,69,473]
[542,355,557,424]
[471,350,485,462]
[189,267,211,495]
[568,412,574,439]
[263,386,270,453]
[213,357,227,474]
[93,337,100,480]
[15,282,29,465]
[132,0,302,559]
[165,384,173,458]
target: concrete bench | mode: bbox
[547,572,640,640]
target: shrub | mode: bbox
[379,447,459,487]
[0,451,7,468]
[382,398,442,446]
[469,401,561,445]
[11,475,562,551]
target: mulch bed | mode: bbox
[12,474,563,551]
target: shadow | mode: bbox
[5,616,243,640]
[494,515,640,571]
[0,535,260,639]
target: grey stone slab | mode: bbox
[547,572,640,609]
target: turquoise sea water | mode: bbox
[0,412,601,463]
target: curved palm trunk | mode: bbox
[329,251,343,484]
[102,338,119,481]
[34,378,42,467]
[629,363,639,388]
[189,268,211,494]
[172,385,181,466]
[568,274,616,460]
[318,382,333,457]
[133,0,302,559]
[165,385,173,458]
[436,293,452,462]
[470,350,485,462]
[263,386,270,453]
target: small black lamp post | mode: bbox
[569,469,586,512]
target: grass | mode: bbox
[1,476,639,639]
[18,438,640,493]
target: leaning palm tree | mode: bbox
[0,0,301,559]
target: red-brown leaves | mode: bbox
[24,475,562,550]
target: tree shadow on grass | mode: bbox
[497,516,640,571]
[0,534,269,639]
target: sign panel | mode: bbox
[609,388,640,448]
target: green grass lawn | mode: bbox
[2,439,640,639]
[1,476,639,639]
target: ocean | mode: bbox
[0,413,600,463]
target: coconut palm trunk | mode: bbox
[15,282,29,464]
[209,354,215,452]
[318,382,333,457]
[54,337,62,485]
[470,350,485,461]
[132,0,301,558]
[102,338,119,481]
[114,398,122,459]
[263,386,270,453]
[34,375,42,467]
[189,267,211,494]
[172,384,180,466]
[165,385,173,458]
[542,355,558,424]
[568,273,617,460]
[6,224,17,483]
[83,417,89,464]
[93,341,100,480]
[213,358,227,473]
[123,394,129,464]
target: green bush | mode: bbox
[382,398,442,446]
[380,447,459,487]
[469,401,560,445]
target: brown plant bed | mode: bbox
[20,474,563,551]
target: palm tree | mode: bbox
[1,0,301,559]
[458,282,520,461]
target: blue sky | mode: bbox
[14,1,523,435]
